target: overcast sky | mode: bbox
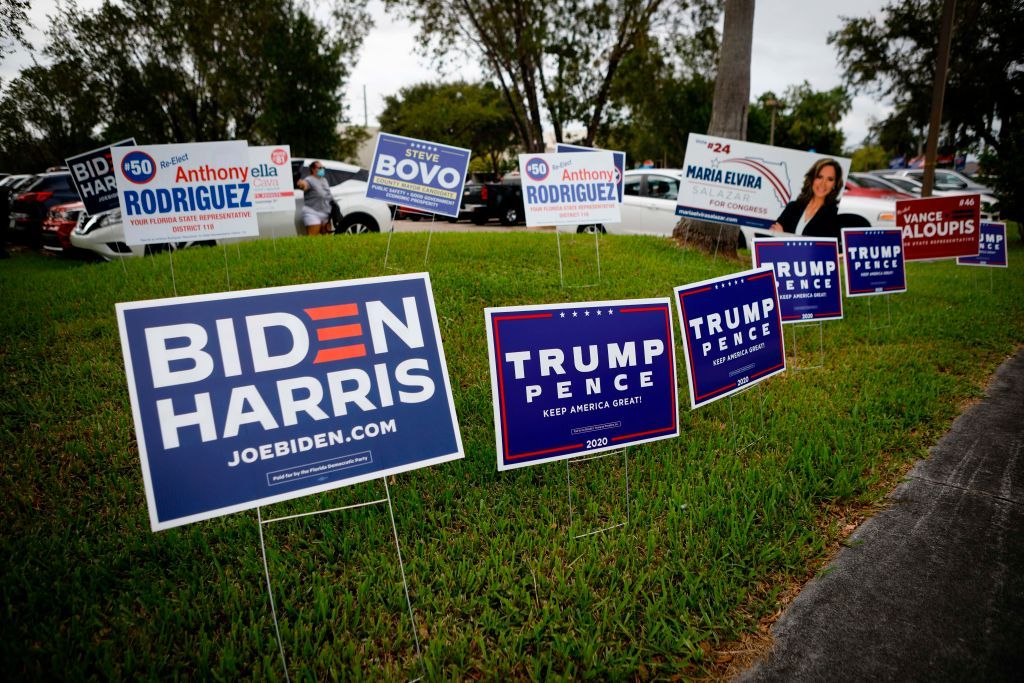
[9,0,894,149]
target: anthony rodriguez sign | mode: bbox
[485,299,678,471]
[674,269,786,409]
[841,228,907,297]
[519,151,621,227]
[896,194,980,261]
[112,140,259,245]
[751,237,843,322]
[117,273,463,530]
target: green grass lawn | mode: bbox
[2,231,1022,680]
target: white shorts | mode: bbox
[302,206,330,226]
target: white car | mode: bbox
[71,159,393,259]
[870,171,999,219]
[555,168,898,240]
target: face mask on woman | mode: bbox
[316,168,326,178]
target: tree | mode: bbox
[0,0,29,63]
[849,145,891,172]
[0,0,369,170]
[671,0,755,256]
[747,82,851,154]
[386,0,718,152]
[379,81,517,174]
[829,0,1024,221]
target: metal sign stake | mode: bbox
[565,447,630,539]
[867,293,892,329]
[222,243,231,291]
[382,204,401,271]
[168,246,178,297]
[555,230,601,289]
[789,321,824,371]
[423,214,435,265]
[256,478,424,682]
[726,382,767,455]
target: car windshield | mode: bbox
[27,174,72,193]
[646,175,679,201]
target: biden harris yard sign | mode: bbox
[841,228,907,297]
[896,194,980,261]
[366,133,471,218]
[674,269,786,409]
[519,152,621,227]
[485,299,679,471]
[957,222,1008,268]
[65,137,136,216]
[751,237,843,322]
[675,133,851,229]
[117,273,463,531]
[112,140,259,246]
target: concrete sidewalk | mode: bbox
[740,350,1024,681]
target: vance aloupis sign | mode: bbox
[485,299,679,471]
[117,273,463,531]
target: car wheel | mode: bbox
[472,213,488,226]
[576,224,606,234]
[336,214,379,234]
[500,206,519,226]
[409,215,421,222]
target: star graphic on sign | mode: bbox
[572,311,578,318]
[597,310,602,315]
[559,312,565,318]
[585,310,590,316]
[607,309,613,315]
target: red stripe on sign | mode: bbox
[494,313,553,322]
[305,303,358,320]
[747,272,774,282]
[613,426,675,442]
[317,324,362,341]
[679,286,712,298]
[506,443,585,461]
[313,344,366,363]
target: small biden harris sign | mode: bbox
[674,268,786,409]
[751,237,843,323]
[841,228,907,297]
[366,133,471,218]
[117,273,463,531]
[485,299,679,471]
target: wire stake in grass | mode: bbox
[383,204,401,272]
[727,382,767,455]
[555,230,601,289]
[424,214,435,266]
[565,447,630,539]
[222,243,231,291]
[254,480,425,682]
[789,321,824,371]
[867,294,892,330]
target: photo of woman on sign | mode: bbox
[770,158,843,238]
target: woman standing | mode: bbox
[769,158,843,238]
[297,161,333,235]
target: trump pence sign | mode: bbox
[117,273,463,530]
[485,299,679,471]
[751,237,843,322]
[841,228,907,297]
[366,133,471,218]
[957,222,1008,268]
[112,140,259,245]
[674,269,786,409]
[896,194,980,261]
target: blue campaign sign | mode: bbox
[485,299,679,471]
[674,268,786,409]
[555,143,626,202]
[116,273,463,531]
[957,222,1008,268]
[366,133,471,218]
[65,138,136,216]
[841,228,907,297]
[751,237,843,323]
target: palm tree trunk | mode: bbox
[672,0,755,259]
